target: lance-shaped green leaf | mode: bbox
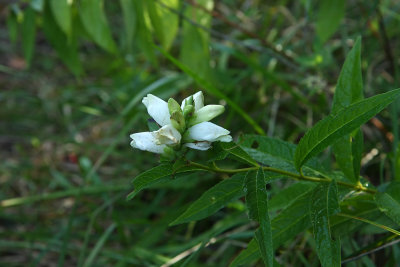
[145,0,179,51]
[231,190,314,266]
[240,135,328,177]
[49,0,71,37]
[332,38,363,114]
[220,142,259,167]
[22,7,36,66]
[316,0,345,43]
[332,38,363,183]
[229,239,259,267]
[120,0,137,52]
[170,173,246,225]
[269,182,316,212]
[352,129,363,180]
[244,169,273,266]
[375,182,400,225]
[127,163,200,199]
[43,2,83,76]
[79,0,117,54]
[180,0,213,79]
[271,190,312,247]
[294,88,400,171]
[310,181,341,267]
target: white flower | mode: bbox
[130,92,232,154]
[142,94,170,126]
[186,121,232,141]
[130,125,181,154]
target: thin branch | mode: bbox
[188,161,377,194]
[341,236,400,264]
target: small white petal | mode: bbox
[142,94,170,126]
[185,142,211,150]
[187,121,232,142]
[192,91,204,110]
[130,132,166,153]
[155,125,181,145]
[181,91,204,111]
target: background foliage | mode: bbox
[1,0,400,266]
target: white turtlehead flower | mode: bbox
[130,125,181,154]
[142,94,171,126]
[184,122,232,150]
[130,91,232,154]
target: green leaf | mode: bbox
[331,194,379,236]
[156,0,179,51]
[145,0,164,46]
[352,129,364,180]
[133,1,157,65]
[21,7,36,66]
[229,238,259,267]
[375,182,400,225]
[49,0,72,37]
[332,38,363,183]
[310,181,341,267]
[269,182,316,212]
[331,38,363,114]
[244,169,273,266]
[120,0,137,52]
[294,88,400,171]
[6,11,18,45]
[128,163,200,200]
[316,0,345,43]
[145,0,178,51]
[240,135,328,177]
[180,0,213,79]
[220,142,259,167]
[170,173,246,225]
[43,2,83,76]
[79,0,117,53]
[271,190,312,248]
[232,190,314,266]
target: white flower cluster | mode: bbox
[130,91,232,154]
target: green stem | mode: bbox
[188,161,376,194]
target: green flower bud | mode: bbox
[183,104,194,119]
[184,95,194,107]
[168,98,181,115]
[170,111,186,133]
[161,146,176,161]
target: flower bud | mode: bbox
[161,146,176,161]
[183,104,195,119]
[168,98,181,115]
[181,95,194,110]
[170,111,186,133]
[188,105,225,126]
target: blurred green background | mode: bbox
[1,0,400,265]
